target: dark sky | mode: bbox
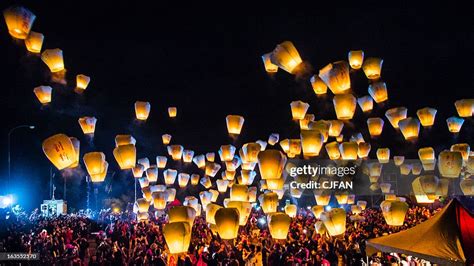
[0,1,473,210]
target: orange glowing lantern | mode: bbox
[333,94,356,120]
[270,41,303,74]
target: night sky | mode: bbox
[0,1,473,210]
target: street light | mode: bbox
[7,125,35,195]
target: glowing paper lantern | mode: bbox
[115,135,136,147]
[182,150,194,163]
[178,173,190,188]
[78,117,97,135]
[214,208,240,239]
[132,164,145,178]
[41,49,64,72]
[318,61,351,94]
[230,184,248,201]
[333,94,356,120]
[76,74,91,91]
[3,6,36,39]
[314,190,331,206]
[205,203,222,224]
[362,57,383,79]
[308,120,329,142]
[163,222,191,254]
[418,147,436,170]
[144,166,157,182]
[226,115,245,135]
[261,53,278,73]
[136,198,150,213]
[351,205,362,215]
[113,144,136,170]
[216,179,229,193]
[256,140,267,151]
[419,175,439,196]
[168,107,177,118]
[454,99,473,118]
[398,117,420,140]
[268,212,292,239]
[164,169,178,185]
[320,208,346,236]
[357,201,367,210]
[191,154,205,168]
[339,142,358,160]
[412,163,423,175]
[290,101,310,120]
[270,41,302,74]
[227,201,252,225]
[258,150,287,180]
[42,134,77,170]
[168,145,184,160]
[206,152,215,162]
[205,162,221,177]
[288,139,302,156]
[33,86,52,104]
[311,205,324,219]
[348,50,364,69]
[325,141,341,160]
[329,120,344,137]
[190,174,200,185]
[400,164,412,175]
[368,81,388,103]
[83,152,108,182]
[222,170,236,181]
[446,117,464,133]
[135,101,151,121]
[152,191,168,210]
[310,75,328,95]
[416,107,437,127]
[25,31,44,53]
[412,177,435,204]
[260,192,279,214]
[394,156,405,166]
[240,143,261,163]
[380,200,408,226]
[358,142,371,158]
[367,118,384,137]
[268,133,280,146]
[138,177,149,188]
[169,206,197,227]
[385,107,408,129]
[357,96,373,112]
[156,156,167,169]
[335,192,349,205]
[209,189,219,202]
[299,114,315,130]
[199,191,213,209]
[162,134,172,145]
[300,130,324,157]
[219,145,236,162]
[239,170,256,185]
[350,132,365,144]
[200,176,212,189]
[315,221,327,235]
[377,148,390,163]
[248,187,257,202]
[460,179,474,196]
[380,183,391,194]
[438,151,462,178]
[451,143,470,162]
[266,176,285,190]
[137,212,149,221]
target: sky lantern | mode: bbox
[377,148,390,163]
[200,176,212,189]
[192,154,205,168]
[299,114,315,130]
[300,129,324,157]
[310,75,328,95]
[329,120,344,137]
[393,156,405,166]
[169,206,197,227]
[152,191,168,210]
[351,205,362,215]
[168,145,184,160]
[362,57,383,79]
[134,101,151,121]
[418,147,436,170]
[209,189,219,202]
[320,208,346,236]
[258,150,287,180]
[268,212,292,239]
[25,31,44,53]
[270,41,302,74]
[357,200,367,211]
[288,139,302,156]
[135,198,149,213]
[255,140,267,151]
[214,208,240,239]
[115,135,136,147]
[350,132,365,144]
[308,120,329,142]
[41,49,64,72]
[216,179,229,193]
[380,183,391,194]
[226,115,245,135]
[446,116,464,133]
[42,134,77,170]
[223,170,236,181]
[339,142,358,160]
[419,175,439,196]
[33,85,52,105]
[284,204,297,218]
[199,191,213,209]
[438,151,462,178]
[385,107,408,129]
[76,74,90,91]
[142,186,152,201]
[240,143,261,163]
[335,192,349,205]
[314,190,331,206]
[333,94,356,120]
[311,205,324,219]
[318,61,351,94]
[146,166,158,182]
[205,162,221,177]
[398,117,420,140]
[190,174,200,185]
[136,212,149,221]
[358,142,371,158]
[368,81,388,103]
[416,107,437,127]
[248,187,257,202]
[315,221,327,235]
[167,107,177,118]
[367,117,384,137]
[138,177,149,188]
[260,192,279,214]
[230,184,248,201]
[239,170,256,185]
[454,99,473,117]
[182,150,194,163]
[184,196,200,214]
[450,143,470,162]
[78,117,97,135]
[242,162,257,171]
[163,222,191,254]
[205,203,222,225]
[132,164,145,178]
[163,169,178,185]
[348,50,364,69]
[290,100,310,120]
[268,133,280,146]
[3,6,36,39]
[261,52,278,73]
[137,157,150,170]
[266,176,285,190]
[178,173,190,188]
[357,95,373,112]
[83,152,108,182]
[219,144,236,162]
[380,200,408,226]
[162,134,172,145]
[400,164,412,175]
[460,179,474,196]
[156,156,167,169]
[206,152,215,162]
[368,162,383,178]
[113,144,136,170]
[279,139,290,154]
[325,141,341,160]
[227,201,252,225]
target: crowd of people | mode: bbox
[0,200,441,265]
